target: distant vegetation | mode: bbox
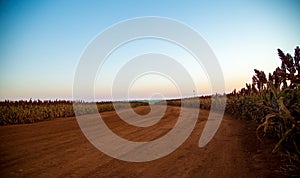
[158,94,226,111]
[0,100,148,125]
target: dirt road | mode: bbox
[0,106,283,177]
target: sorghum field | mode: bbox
[0,47,299,177]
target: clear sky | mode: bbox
[0,0,299,101]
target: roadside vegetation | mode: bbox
[163,46,300,176]
[226,46,300,176]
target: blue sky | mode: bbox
[0,0,299,100]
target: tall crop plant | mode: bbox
[226,46,300,176]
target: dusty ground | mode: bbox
[0,106,284,177]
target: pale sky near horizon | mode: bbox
[0,0,299,101]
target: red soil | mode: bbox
[0,106,284,177]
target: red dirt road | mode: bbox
[0,106,283,177]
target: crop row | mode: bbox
[226,47,300,176]
[0,101,148,125]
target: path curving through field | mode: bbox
[0,106,283,177]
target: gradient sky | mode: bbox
[0,0,299,101]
